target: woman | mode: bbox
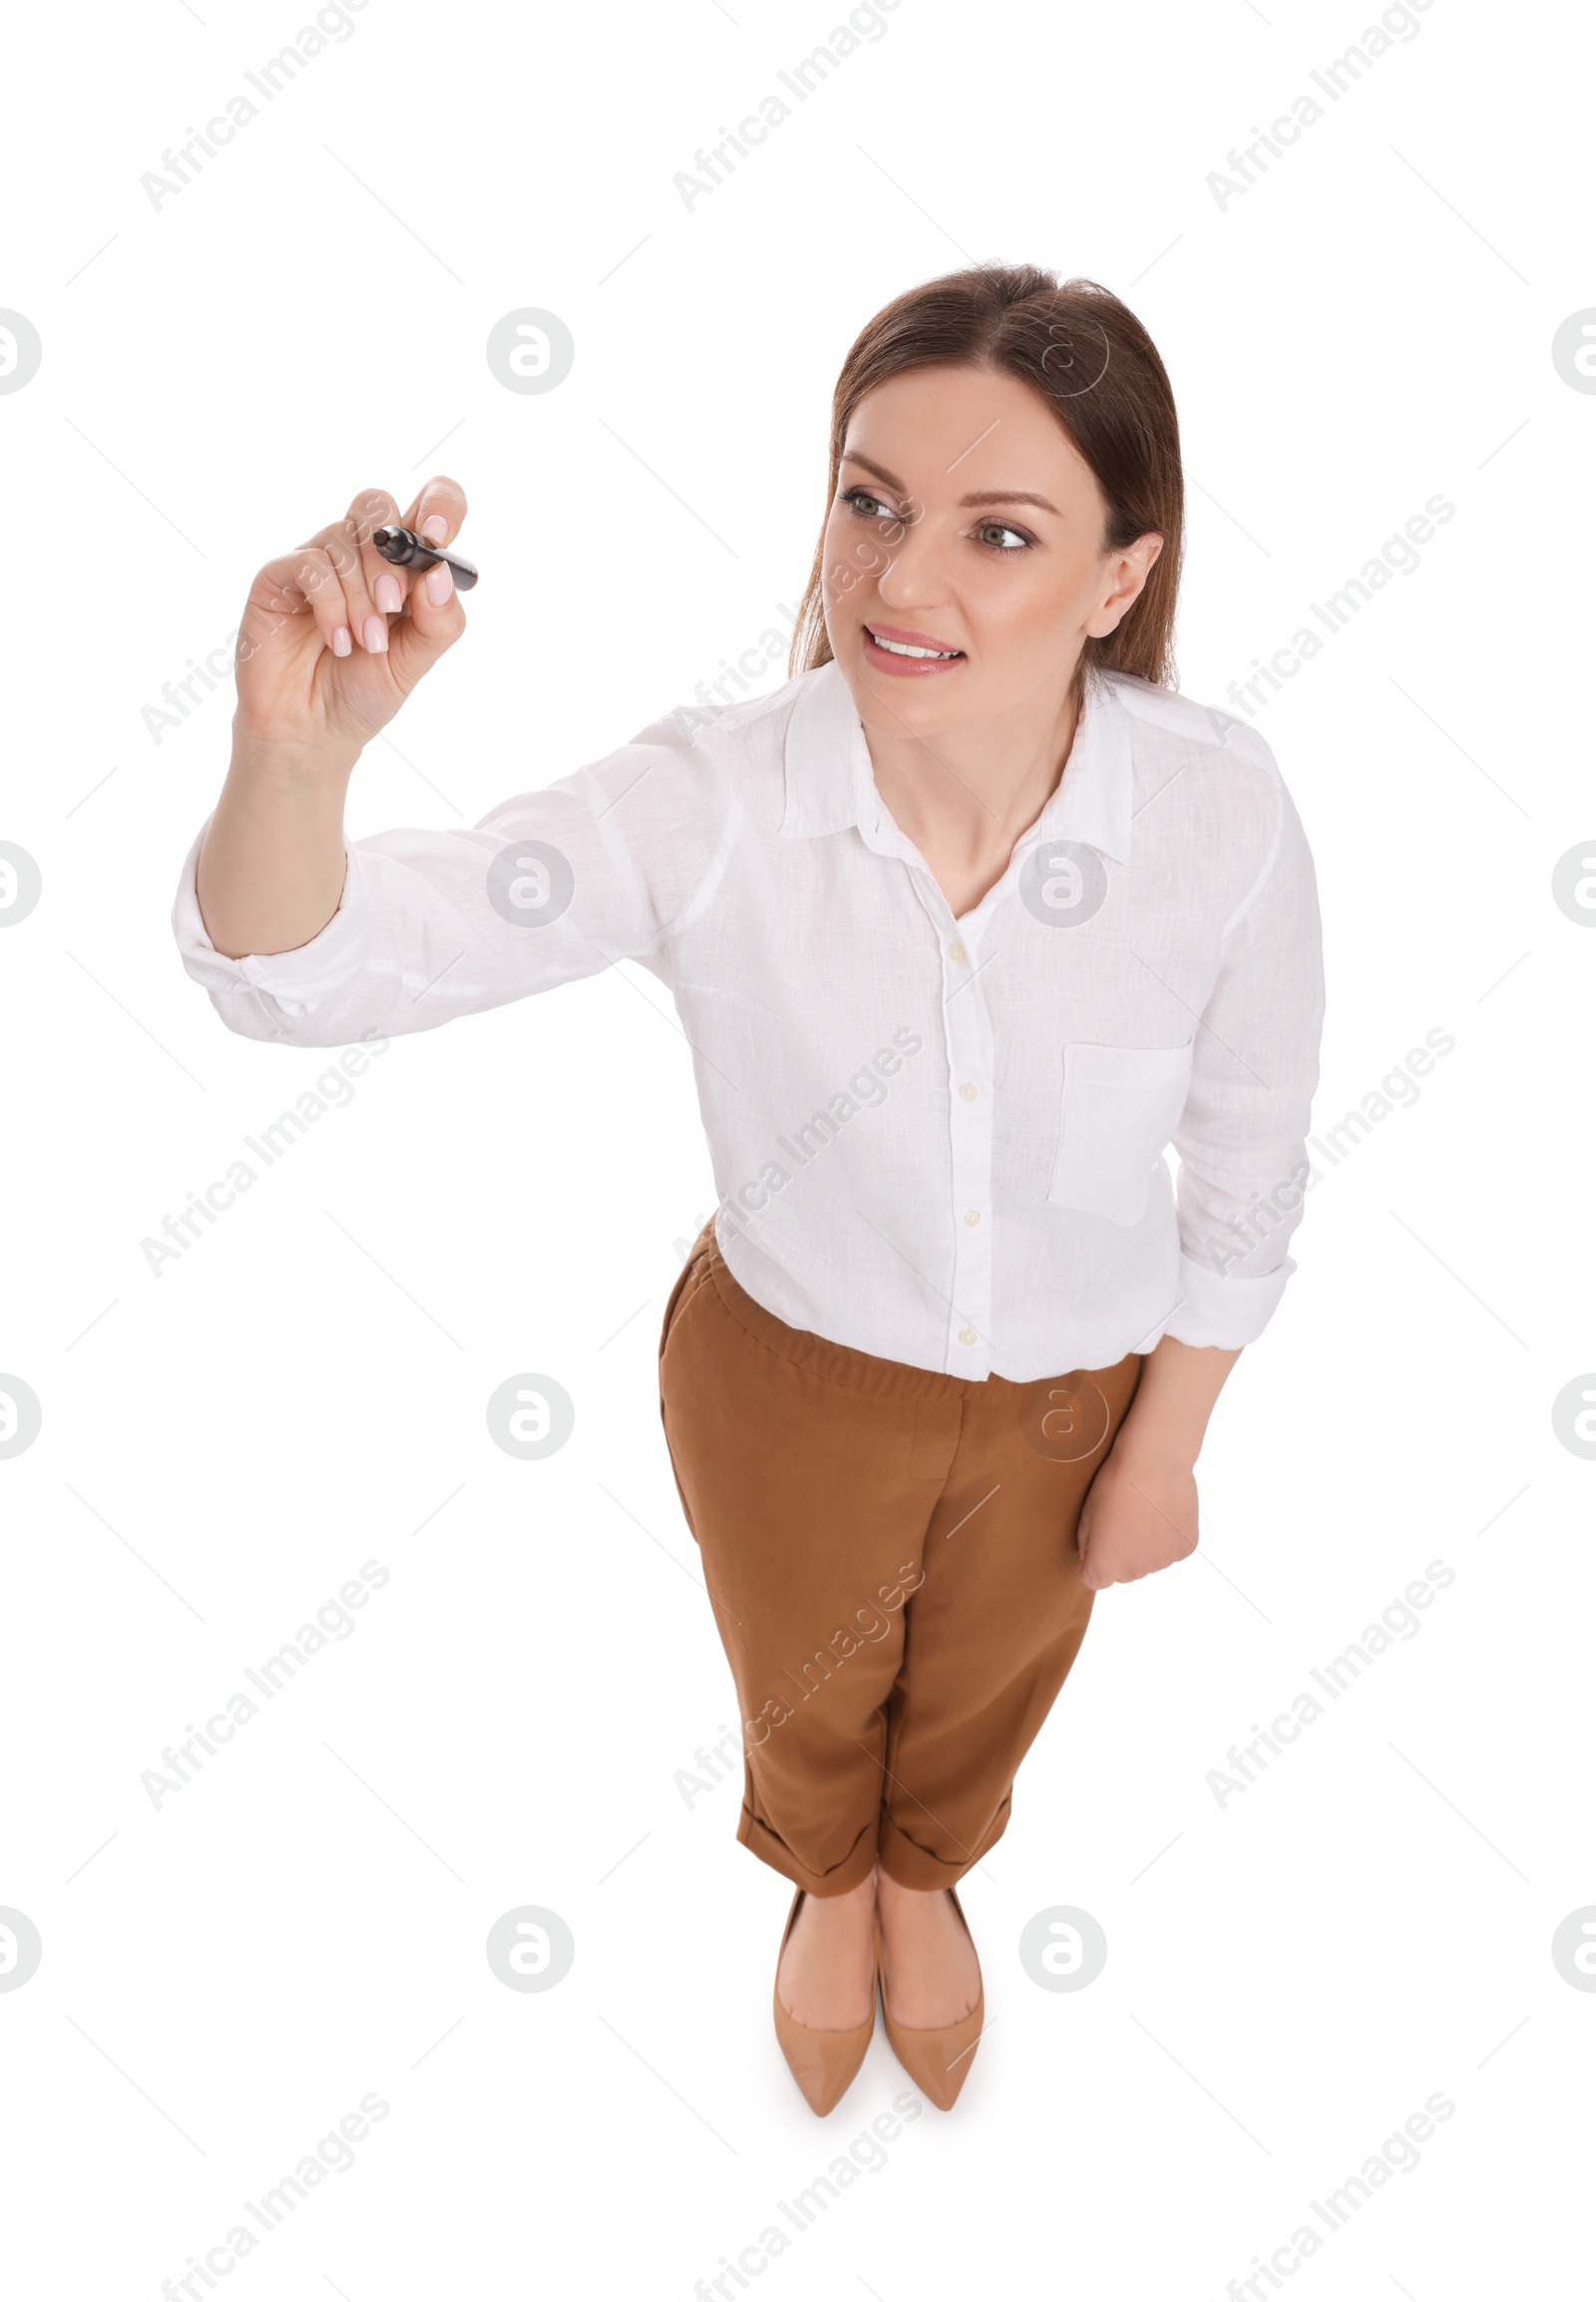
[175,264,1324,2117]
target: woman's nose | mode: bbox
[870,515,949,607]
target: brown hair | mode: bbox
[789,264,1184,690]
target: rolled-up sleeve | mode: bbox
[1165,749,1325,1348]
[172,728,739,1049]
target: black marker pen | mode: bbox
[372,525,480,591]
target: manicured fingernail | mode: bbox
[362,614,388,653]
[425,563,454,604]
[420,515,448,542]
[374,573,403,613]
[331,625,352,657]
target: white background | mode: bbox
[3,0,1593,2294]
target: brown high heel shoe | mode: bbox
[874,1886,985,2110]
[772,1888,878,2116]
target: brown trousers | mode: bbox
[658,1224,1142,1897]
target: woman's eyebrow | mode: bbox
[959,489,1060,514]
[840,450,908,494]
[841,452,1059,518]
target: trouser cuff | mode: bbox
[736,1804,881,1898]
[876,1796,1011,1891]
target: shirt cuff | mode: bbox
[171,821,372,1018]
[1160,1252,1294,1349]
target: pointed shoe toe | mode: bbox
[772,1889,877,2117]
[874,1890,985,2111]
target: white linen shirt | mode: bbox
[173,660,1324,1381]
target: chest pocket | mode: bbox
[1046,1041,1195,1227]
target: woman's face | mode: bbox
[820,362,1163,745]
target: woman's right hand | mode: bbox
[233,476,470,762]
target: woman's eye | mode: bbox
[976,520,1031,552]
[843,488,895,522]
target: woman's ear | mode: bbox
[1087,532,1163,639]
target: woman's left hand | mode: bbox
[1075,1441,1199,1590]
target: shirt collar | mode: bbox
[779,657,1134,865]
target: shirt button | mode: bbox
[959,1081,978,1101]
[963,1208,981,1227]
[958,1326,978,1345]
[948,940,966,962]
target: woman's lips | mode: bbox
[861,621,966,678]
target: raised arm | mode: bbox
[175,484,741,1052]
[196,478,469,960]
